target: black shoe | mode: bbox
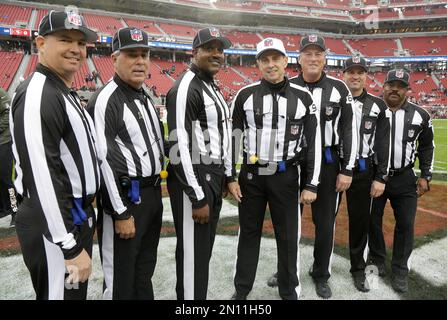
[231,292,247,300]
[391,275,408,293]
[352,273,370,293]
[9,213,16,228]
[315,281,332,299]
[367,260,386,277]
[267,272,278,287]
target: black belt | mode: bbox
[388,164,414,177]
[133,175,161,188]
[243,155,299,175]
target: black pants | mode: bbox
[0,142,17,218]
[302,148,341,282]
[368,168,418,276]
[234,164,301,300]
[98,184,163,300]
[15,198,96,300]
[346,166,374,275]
[167,164,224,300]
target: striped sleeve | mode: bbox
[302,90,321,192]
[339,82,357,176]
[11,74,82,259]
[166,72,207,209]
[87,82,129,219]
[373,98,391,183]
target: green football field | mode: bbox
[433,119,447,172]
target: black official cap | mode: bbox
[300,34,326,52]
[38,10,97,42]
[192,27,232,49]
[112,27,150,52]
[344,56,368,72]
[385,69,410,86]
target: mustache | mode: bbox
[209,58,222,63]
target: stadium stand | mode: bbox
[215,0,263,11]
[222,31,261,49]
[324,38,350,55]
[346,38,398,57]
[401,36,447,55]
[33,9,48,30]
[0,51,24,90]
[23,54,38,79]
[124,19,164,35]
[261,33,301,51]
[158,22,197,37]
[82,13,124,35]
[0,4,32,27]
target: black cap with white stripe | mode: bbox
[112,27,150,53]
[38,10,97,42]
[343,56,368,72]
[385,69,410,87]
[193,27,232,49]
[300,35,326,52]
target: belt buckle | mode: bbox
[389,169,395,177]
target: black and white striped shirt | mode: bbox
[389,100,434,179]
[87,75,164,217]
[10,63,100,259]
[352,89,391,182]
[291,73,357,175]
[166,64,232,208]
[231,78,321,191]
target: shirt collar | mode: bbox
[387,98,409,112]
[354,89,368,102]
[113,74,145,101]
[190,63,215,83]
[36,63,72,94]
[259,77,289,97]
[296,71,326,87]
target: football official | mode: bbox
[229,38,321,300]
[368,69,434,293]
[268,35,357,299]
[10,10,99,300]
[88,27,165,300]
[166,27,233,300]
[343,57,391,292]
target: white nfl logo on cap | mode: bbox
[309,35,318,43]
[209,27,220,37]
[396,70,404,78]
[264,38,273,47]
[130,29,143,42]
[67,12,82,26]
[353,56,361,63]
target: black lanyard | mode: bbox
[138,91,164,167]
[65,90,97,147]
